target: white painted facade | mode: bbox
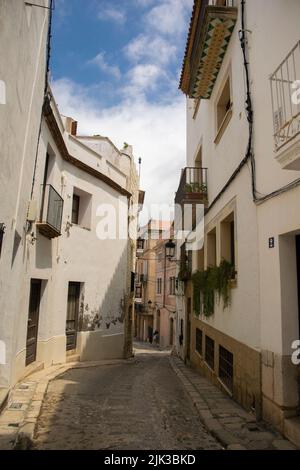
[0,0,51,389]
[178,0,300,442]
[0,1,139,391]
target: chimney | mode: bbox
[65,117,78,136]
[70,120,77,136]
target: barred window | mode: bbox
[196,328,203,355]
[205,335,215,370]
[219,346,233,392]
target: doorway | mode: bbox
[169,318,174,346]
[66,282,81,351]
[26,279,42,366]
[186,297,191,361]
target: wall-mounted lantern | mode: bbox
[165,239,176,260]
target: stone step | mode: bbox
[66,354,80,363]
[20,362,44,381]
[284,416,300,448]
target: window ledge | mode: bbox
[72,224,91,232]
[204,360,215,373]
[217,377,233,397]
[214,107,233,145]
[195,350,203,360]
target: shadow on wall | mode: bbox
[77,241,130,362]
[35,235,52,269]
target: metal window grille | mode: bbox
[205,335,215,370]
[196,328,203,355]
[219,345,233,392]
[270,41,300,150]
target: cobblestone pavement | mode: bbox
[32,345,222,450]
[170,356,298,450]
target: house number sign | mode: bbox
[269,237,275,249]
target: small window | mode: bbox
[157,278,162,295]
[71,188,92,229]
[220,212,236,275]
[137,239,144,250]
[169,277,175,295]
[205,335,215,370]
[207,227,217,267]
[196,328,203,355]
[219,345,233,392]
[135,285,142,299]
[216,76,232,141]
[72,194,80,225]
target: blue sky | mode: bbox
[51,0,193,211]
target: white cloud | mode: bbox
[52,78,186,209]
[145,0,193,36]
[124,34,177,66]
[88,52,121,80]
[123,64,165,98]
[98,5,126,24]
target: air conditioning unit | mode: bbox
[27,200,37,222]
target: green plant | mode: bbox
[184,182,207,194]
[192,260,235,317]
[184,183,193,193]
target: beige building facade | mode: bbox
[134,220,172,343]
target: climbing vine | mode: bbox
[192,260,235,317]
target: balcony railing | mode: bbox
[136,238,145,257]
[270,41,300,153]
[36,184,64,239]
[175,167,208,204]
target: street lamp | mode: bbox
[165,239,176,260]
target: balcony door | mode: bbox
[66,282,81,351]
[26,279,42,366]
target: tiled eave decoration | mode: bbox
[188,6,237,99]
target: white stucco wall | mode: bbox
[0,0,50,387]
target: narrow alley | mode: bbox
[0,342,287,451]
[31,344,221,450]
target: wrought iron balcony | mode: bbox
[36,184,64,239]
[270,40,300,170]
[134,303,153,316]
[175,167,208,205]
[136,238,145,257]
[180,0,237,99]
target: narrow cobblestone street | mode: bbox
[32,344,221,450]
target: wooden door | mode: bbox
[66,282,81,351]
[26,279,42,366]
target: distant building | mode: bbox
[154,223,176,349]
[134,220,172,343]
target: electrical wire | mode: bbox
[205,0,300,214]
[30,0,53,200]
